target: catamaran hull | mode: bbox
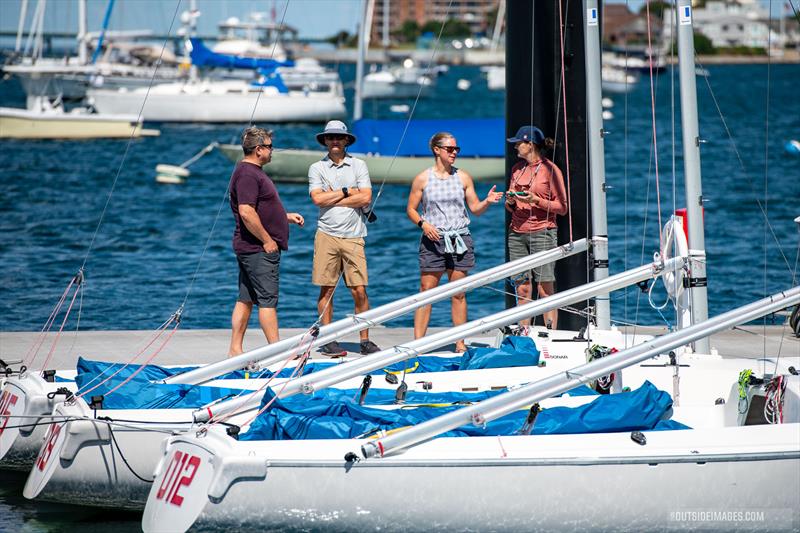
[217,145,505,183]
[87,90,346,123]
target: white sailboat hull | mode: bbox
[0,107,157,139]
[87,84,346,123]
[183,427,799,532]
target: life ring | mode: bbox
[660,216,688,299]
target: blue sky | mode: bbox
[0,0,364,41]
[0,1,782,43]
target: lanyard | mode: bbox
[512,160,543,191]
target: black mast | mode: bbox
[505,0,590,331]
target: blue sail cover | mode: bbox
[459,335,540,370]
[349,118,505,157]
[72,342,575,412]
[241,380,688,441]
[75,357,247,410]
[75,341,542,389]
[189,38,293,70]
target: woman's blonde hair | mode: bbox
[429,132,455,156]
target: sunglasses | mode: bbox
[258,143,273,150]
[438,145,461,154]
[325,134,347,141]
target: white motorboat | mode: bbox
[362,59,435,99]
[483,64,639,94]
[601,65,640,94]
[0,96,159,139]
[86,77,346,123]
[483,65,506,90]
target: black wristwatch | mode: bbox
[417,219,425,228]
[342,187,349,198]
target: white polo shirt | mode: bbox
[308,154,372,238]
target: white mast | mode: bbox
[583,0,610,330]
[77,0,88,64]
[490,0,505,52]
[361,285,800,459]
[168,242,587,387]
[675,0,710,354]
[192,254,683,422]
[354,0,375,121]
[381,0,390,48]
[15,0,29,53]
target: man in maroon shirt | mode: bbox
[228,127,304,356]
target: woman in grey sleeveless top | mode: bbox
[406,132,503,352]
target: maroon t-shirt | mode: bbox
[230,161,289,254]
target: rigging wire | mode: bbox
[20,0,184,370]
[311,0,457,349]
[644,1,664,246]
[763,1,773,376]
[367,0,454,217]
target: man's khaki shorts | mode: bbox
[312,230,369,287]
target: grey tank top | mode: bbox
[420,167,470,231]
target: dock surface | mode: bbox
[1,325,797,369]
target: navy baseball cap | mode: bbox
[507,125,545,144]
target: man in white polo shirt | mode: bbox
[308,120,381,356]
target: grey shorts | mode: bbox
[507,229,558,282]
[419,234,475,272]
[237,251,280,308]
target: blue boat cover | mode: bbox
[75,357,247,410]
[349,118,504,157]
[73,357,509,411]
[241,380,688,441]
[189,38,293,70]
[458,335,540,370]
[70,337,576,409]
[75,335,542,389]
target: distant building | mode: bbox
[689,0,782,50]
[371,0,500,46]
[603,3,662,48]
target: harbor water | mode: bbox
[0,61,798,531]
[1,64,798,335]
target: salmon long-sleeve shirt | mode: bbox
[507,158,568,233]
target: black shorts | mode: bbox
[237,251,280,308]
[419,234,475,273]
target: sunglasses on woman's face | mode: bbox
[438,145,461,154]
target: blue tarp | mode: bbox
[75,339,543,388]
[349,118,505,157]
[75,357,247,410]
[189,38,293,70]
[459,335,540,370]
[241,380,689,441]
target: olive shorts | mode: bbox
[507,229,558,282]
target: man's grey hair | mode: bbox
[241,126,273,155]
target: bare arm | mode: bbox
[239,204,278,253]
[406,172,440,241]
[461,171,502,216]
[310,187,371,208]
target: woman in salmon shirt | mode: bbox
[505,125,568,329]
